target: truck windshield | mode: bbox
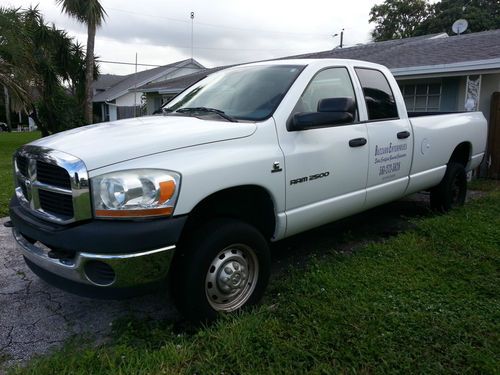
[163,65,304,121]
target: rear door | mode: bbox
[354,67,413,208]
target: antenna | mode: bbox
[190,11,195,59]
[452,19,468,35]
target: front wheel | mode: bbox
[170,218,271,321]
[430,162,467,212]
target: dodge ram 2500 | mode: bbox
[9,59,487,320]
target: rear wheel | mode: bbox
[430,162,467,212]
[171,218,270,321]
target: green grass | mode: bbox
[9,187,500,374]
[0,132,40,216]
[468,178,500,192]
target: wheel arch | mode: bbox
[179,185,277,242]
[448,141,472,167]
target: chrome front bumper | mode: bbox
[13,228,175,288]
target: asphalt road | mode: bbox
[0,216,178,371]
[1,192,477,371]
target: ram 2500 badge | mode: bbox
[9,59,487,320]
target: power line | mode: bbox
[98,60,162,67]
[106,7,332,38]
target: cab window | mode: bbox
[355,68,398,121]
[292,67,358,122]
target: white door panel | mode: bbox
[365,119,413,207]
[284,124,368,210]
[352,67,414,206]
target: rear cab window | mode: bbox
[355,68,399,121]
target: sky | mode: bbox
[5,0,385,75]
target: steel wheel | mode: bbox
[205,244,259,312]
[430,162,467,212]
[170,218,270,321]
[450,173,464,207]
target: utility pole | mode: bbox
[332,28,345,49]
[190,11,195,60]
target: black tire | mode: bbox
[170,218,271,321]
[430,162,467,212]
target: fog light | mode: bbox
[84,261,116,286]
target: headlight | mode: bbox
[91,169,180,218]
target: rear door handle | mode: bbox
[349,138,367,147]
[397,131,411,139]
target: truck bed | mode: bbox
[407,111,466,118]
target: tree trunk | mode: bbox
[31,104,48,137]
[85,22,96,124]
[3,85,12,132]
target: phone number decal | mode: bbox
[379,162,400,176]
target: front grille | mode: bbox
[14,146,90,224]
[19,182,28,199]
[16,155,29,177]
[38,189,74,218]
[36,160,72,189]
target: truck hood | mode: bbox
[30,116,257,170]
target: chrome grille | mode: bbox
[14,146,92,224]
[38,189,74,218]
[36,160,72,189]
[16,155,29,177]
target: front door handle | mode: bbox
[349,137,367,147]
[397,131,411,139]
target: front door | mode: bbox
[275,67,369,237]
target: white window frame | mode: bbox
[401,82,442,112]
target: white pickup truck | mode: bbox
[9,59,487,320]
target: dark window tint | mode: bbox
[355,68,398,120]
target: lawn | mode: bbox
[8,182,499,374]
[0,132,40,216]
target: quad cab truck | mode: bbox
[9,59,487,320]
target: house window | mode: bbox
[401,83,442,112]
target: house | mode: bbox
[292,30,500,178]
[139,30,500,177]
[137,66,229,115]
[92,58,204,122]
[291,31,500,122]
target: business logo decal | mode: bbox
[374,142,408,179]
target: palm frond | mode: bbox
[55,0,107,27]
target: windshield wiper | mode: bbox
[175,107,237,122]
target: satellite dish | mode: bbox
[452,19,468,35]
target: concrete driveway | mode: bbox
[0,192,479,371]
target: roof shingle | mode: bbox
[288,30,500,69]
[137,29,500,94]
[92,59,204,102]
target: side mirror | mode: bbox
[317,97,356,113]
[289,97,356,131]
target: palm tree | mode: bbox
[0,7,32,130]
[55,0,106,124]
[1,6,90,135]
